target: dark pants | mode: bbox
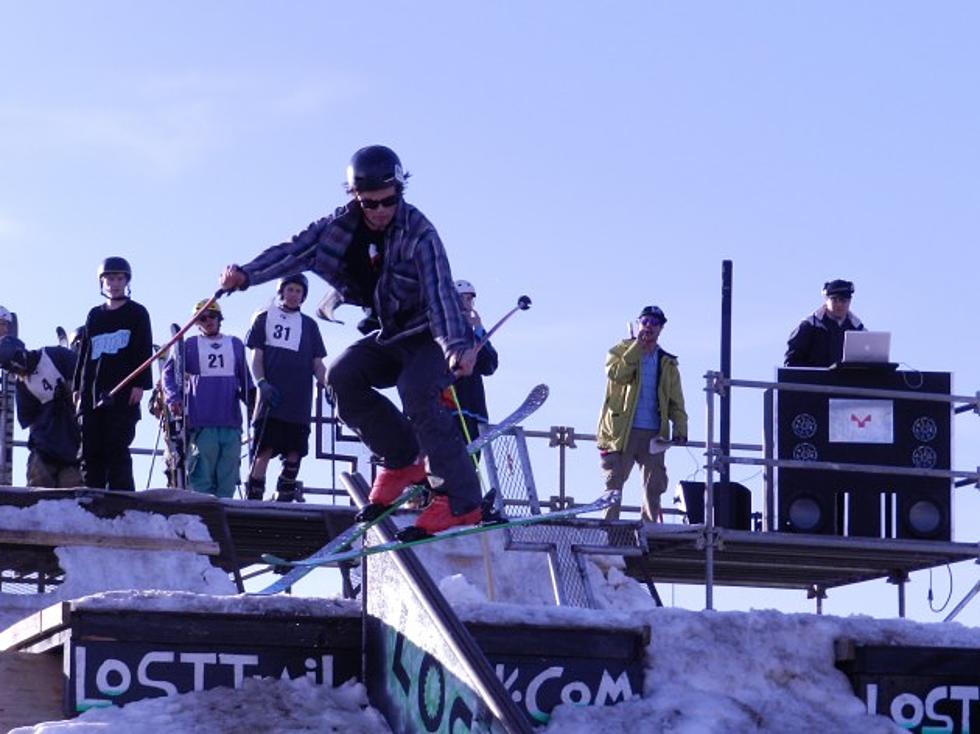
[327,332,481,514]
[80,407,138,491]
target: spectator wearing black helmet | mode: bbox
[243,273,327,502]
[597,305,688,522]
[219,145,483,537]
[784,279,865,368]
[0,335,82,487]
[72,256,153,491]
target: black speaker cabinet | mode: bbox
[677,481,752,530]
[776,368,952,540]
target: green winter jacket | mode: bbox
[596,339,688,452]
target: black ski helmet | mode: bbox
[0,336,28,373]
[277,273,309,302]
[346,145,407,193]
[98,256,132,282]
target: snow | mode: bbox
[0,500,235,630]
[3,498,979,733]
[0,500,213,541]
[9,678,389,734]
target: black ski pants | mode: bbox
[80,406,138,491]
[327,332,481,515]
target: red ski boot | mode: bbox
[356,458,427,522]
[411,494,482,536]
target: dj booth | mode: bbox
[776,367,952,541]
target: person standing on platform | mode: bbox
[244,275,327,502]
[784,279,865,368]
[162,300,253,498]
[73,257,153,491]
[443,279,498,450]
[597,305,688,522]
[0,336,82,487]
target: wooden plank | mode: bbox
[0,529,219,555]
[0,651,64,730]
[0,601,70,652]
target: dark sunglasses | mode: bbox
[359,193,400,210]
[638,317,663,327]
[198,313,219,321]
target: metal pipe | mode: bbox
[727,376,976,405]
[704,371,716,610]
[763,388,775,531]
[720,260,732,486]
[720,454,977,483]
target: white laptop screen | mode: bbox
[842,331,891,363]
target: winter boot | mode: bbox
[397,494,482,541]
[276,476,298,503]
[246,476,265,501]
[357,458,427,521]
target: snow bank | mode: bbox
[9,677,389,734]
[0,500,234,630]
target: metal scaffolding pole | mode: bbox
[704,371,717,610]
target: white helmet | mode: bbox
[0,306,11,323]
[454,279,476,296]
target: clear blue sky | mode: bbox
[2,2,978,624]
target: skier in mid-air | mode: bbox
[219,145,482,537]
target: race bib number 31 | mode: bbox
[265,310,302,352]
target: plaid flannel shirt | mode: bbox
[239,200,472,359]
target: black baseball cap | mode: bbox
[822,279,854,298]
[638,305,667,324]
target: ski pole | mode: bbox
[452,295,531,379]
[446,384,497,601]
[97,289,226,408]
[146,415,164,489]
[476,295,531,352]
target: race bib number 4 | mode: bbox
[23,350,64,405]
[265,310,302,352]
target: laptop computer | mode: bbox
[834,330,896,370]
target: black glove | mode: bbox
[257,379,281,408]
[356,314,381,335]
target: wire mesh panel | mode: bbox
[507,522,645,608]
[482,426,541,517]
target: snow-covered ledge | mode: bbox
[0,499,235,632]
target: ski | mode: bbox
[55,326,69,349]
[466,383,548,454]
[255,484,426,594]
[163,323,187,489]
[254,384,549,585]
[269,492,618,569]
